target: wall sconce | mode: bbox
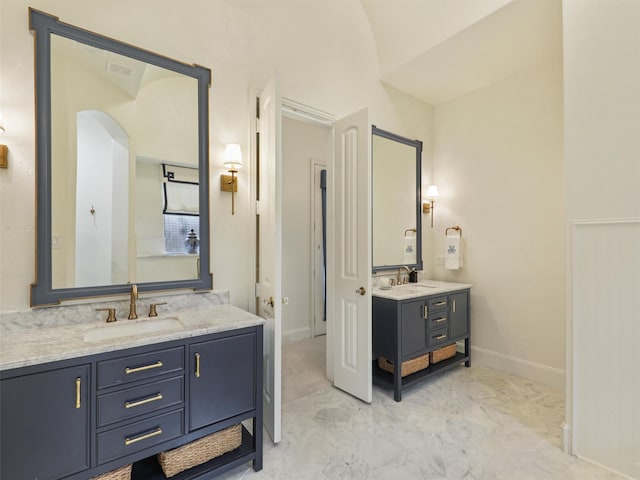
[220,143,243,215]
[422,185,439,228]
[0,108,7,169]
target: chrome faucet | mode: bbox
[128,284,138,319]
[397,266,411,285]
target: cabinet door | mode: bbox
[449,291,469,340]
[400,299,427,357]
[189,332,256,431]
[1,364,90,480]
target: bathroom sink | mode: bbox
[375,283,442,299]
[83,317,185,342]
[392,284,437,293]
[387,285,433,297]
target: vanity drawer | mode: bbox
[426,311,448,331]
[97,346,184,389]
[427,296,449,313]
[97,376,184,427]
[97,409,184,465]
[427,327,450,348]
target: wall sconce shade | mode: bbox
[422,184,439,228]
[223,143,243,171]
[221,143,243,215]
[426,185,439,200]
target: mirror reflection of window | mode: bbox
[161,164,200,255]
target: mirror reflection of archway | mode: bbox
[75,110,129,287]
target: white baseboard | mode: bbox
[282,327,311,344]
[574,454,637,480]
[469,344,565,390]
[561,422,571,453]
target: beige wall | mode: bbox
[430,59,565,388]
[0,0,431,312]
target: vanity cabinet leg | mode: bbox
[253,414,263,471]
[465,337,471,367]
[253,326,264,471]
[393,356,402,402]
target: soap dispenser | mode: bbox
[409,268,418,283]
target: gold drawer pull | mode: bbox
[452,299,456,313]
[125,393,163,409]
[125,361,163,375]
[434,301,447,307]
[422,306,428,318]
[125,428,163,446]
[75,377,81,409]
[433,334,447,341]
[434,317,447,323]
[195,353,201,378]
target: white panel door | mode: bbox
[329,108,372,403]
[258,76,282,443]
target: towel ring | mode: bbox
[404,228,417,236]
[445,225,462,237]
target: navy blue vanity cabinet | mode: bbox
[189,332,257,431]
[0,324,263,480]
[400,299,429,357]
[0,363,91,480]
[373,288,470,402]
[448,291,470,346]
[96,346,186,467]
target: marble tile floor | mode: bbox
[218,336,622,480]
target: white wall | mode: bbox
[281,116,331,342]
[430,59,565,388]
[563,1,640,477]
[0,0,431,313]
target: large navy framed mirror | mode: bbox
[371,126,423,273]
[30,9,212,306]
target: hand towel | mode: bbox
[403,235,417,264]
[444,234,462,270]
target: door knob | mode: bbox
[262,296,275,308]
[356,286,366,296]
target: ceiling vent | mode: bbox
[106,61,134,77]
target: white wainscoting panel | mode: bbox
[571,219,640,479]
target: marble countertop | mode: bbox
[0,303,264,371]
[372,280,471,301]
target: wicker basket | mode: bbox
[157,424,242,478]
[378,353,429,377]
[90,464,131,480]
[430,343,457,364]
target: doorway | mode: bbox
[75,110,129,287]
[281,115,331,343]
[254,93,372,441]
[279,110,332,406]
